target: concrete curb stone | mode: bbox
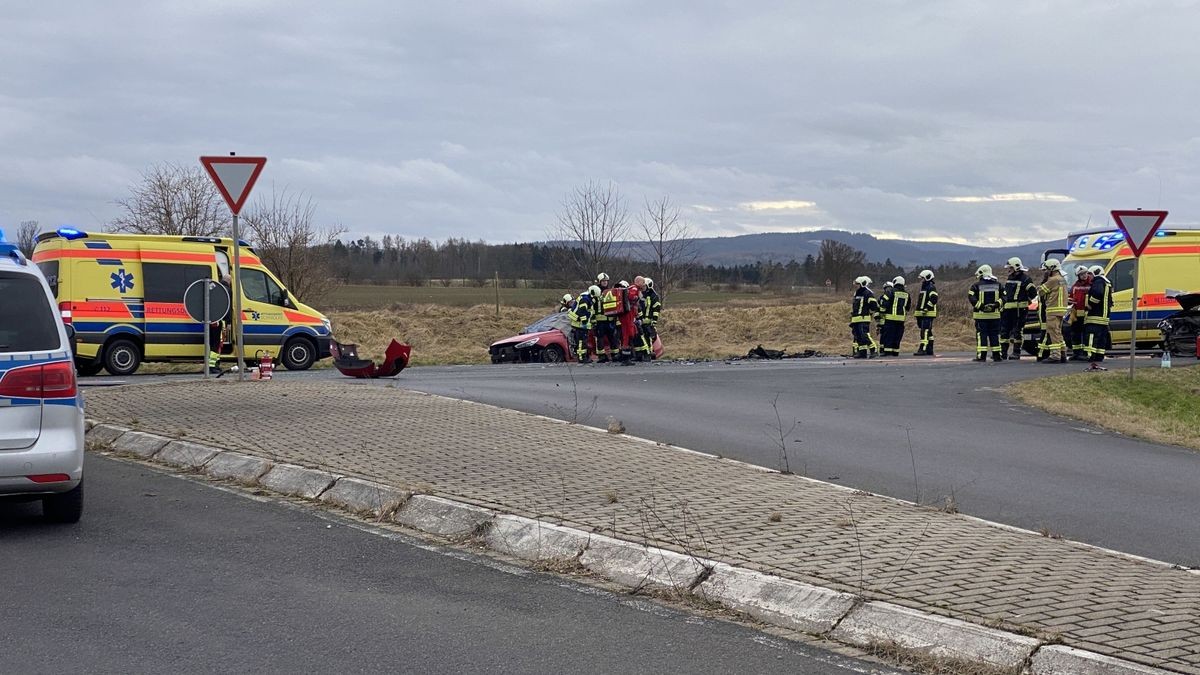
[830,601,1039,670]
[259,463,339,499]
[1030,645,1173,675]
[155,440,221,469]
[86,424,130,448]
[484,515,592,561]
[696,563,858,635]
[320,477,410,518]
[580,535,711,591]
[204,452,274,484]
[111,431,170,459]
[392,495,495,537]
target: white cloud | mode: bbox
[924,193,1078,204]
[739,200,818,211]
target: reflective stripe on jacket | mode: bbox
[913,281,938,318]
[1003,272,1037,310]
[883,288,909,322]
[1085,277,1113,325]
[970,278,1003,319]
[851,287,878,323]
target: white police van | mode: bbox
[0,230,84,522]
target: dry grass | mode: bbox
[1010,365,1200,451]
[328,299,980,366]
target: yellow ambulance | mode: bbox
[1031,225,1200,349]
[32,229,332,376]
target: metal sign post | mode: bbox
[199,153,267,383]
[184,279,230,379]
[203,281,210,379]
[1109,209,1168,381]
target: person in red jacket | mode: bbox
[1067,266,1091,360]
[615,280,641,361]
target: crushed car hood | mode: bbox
[1172,292,1200,312]
[491,329,559,347]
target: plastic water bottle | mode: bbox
[1161,349,1172,369]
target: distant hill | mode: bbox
[617,230,1064,268]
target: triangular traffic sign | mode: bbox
[1110,209,1168,257]
[200,156,267,215]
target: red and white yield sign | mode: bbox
[200,155,267,215]
[1110,209,1168,257]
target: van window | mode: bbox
[1108,259,1136,293]
[240,269,287,306]
[144,263,212,303]
[215,250,230,280]
[36,261,59,298]
[0,273,59,353]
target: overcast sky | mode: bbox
[3,1,1198,246]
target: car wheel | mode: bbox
[103,338,141,376]
[43,482,83,524]
[281,337,316,370]
[75,360,104,377]
[541,345,565,363]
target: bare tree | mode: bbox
[818,239,866,292]
[110,163,226,236]
[240,186,346,304]
[548,181,630,281]
[638,196,699,298]
[15,220,41,258]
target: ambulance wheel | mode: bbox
[281,337,316,371]
[541,345,565,363]
[103,339,142,376]
[75,360,104,377]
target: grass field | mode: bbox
[1010,365,1200,451]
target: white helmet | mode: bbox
[1006,257,1023,270]
[892,276,905,286]
[643,277,654,289]
[918,270,934,281]
[588,284,602,297]
[1041,258,1061,271]
[855,276,872,286]
[561,293,573,304]
[1075,266,1089,277]
[595,272,609,283]
[976,264,993,278]
[618,280,629,288]
[883,280,894,288]
[1089,265,1105,276]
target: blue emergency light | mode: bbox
[56,227,87,240]
[0,229,24,263]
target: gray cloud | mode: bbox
[3,0,1199,246]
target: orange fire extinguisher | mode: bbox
[255,350,274,380]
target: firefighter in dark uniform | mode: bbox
[969,264,1004,362]
[1000,257,1038,360]
[912,269,938,356]
[592,272,618,362]
[875,280,892,347]
[878,276,909,356]
[1084,265,1113,370]
[634,276,661,361]
[850,276,878,358]
[568,285,599,363]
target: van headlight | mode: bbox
[515,338,539,349]
[322,318,332,335]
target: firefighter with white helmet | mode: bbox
[1067,265,1092,359]
[558,293,574,312]
[634,276,661,361]
[850,276,879,358]
[912,269,938,356]
[877,276,909,356]
[568,286,600,363]
[969,264,1004,362]
[1035,259,1068,363]
[1000,257,1038,360]
[1083,265,1112,369]
[876,279,893,346]
[592,272,618,362]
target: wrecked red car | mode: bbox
[489,312,664,364]
[331,339,412,378]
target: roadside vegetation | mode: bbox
[1010,365,1200,451]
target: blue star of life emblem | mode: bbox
[250,310,261,321]
[110,268,135,293]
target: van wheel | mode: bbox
[103,339,141,376]
[43,482,83,524]
[281,337,316,370]
[75,360,104,377]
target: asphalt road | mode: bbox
[85,354,1200,567]
[0,455,896,675]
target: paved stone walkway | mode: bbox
[86,380,1200,673]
